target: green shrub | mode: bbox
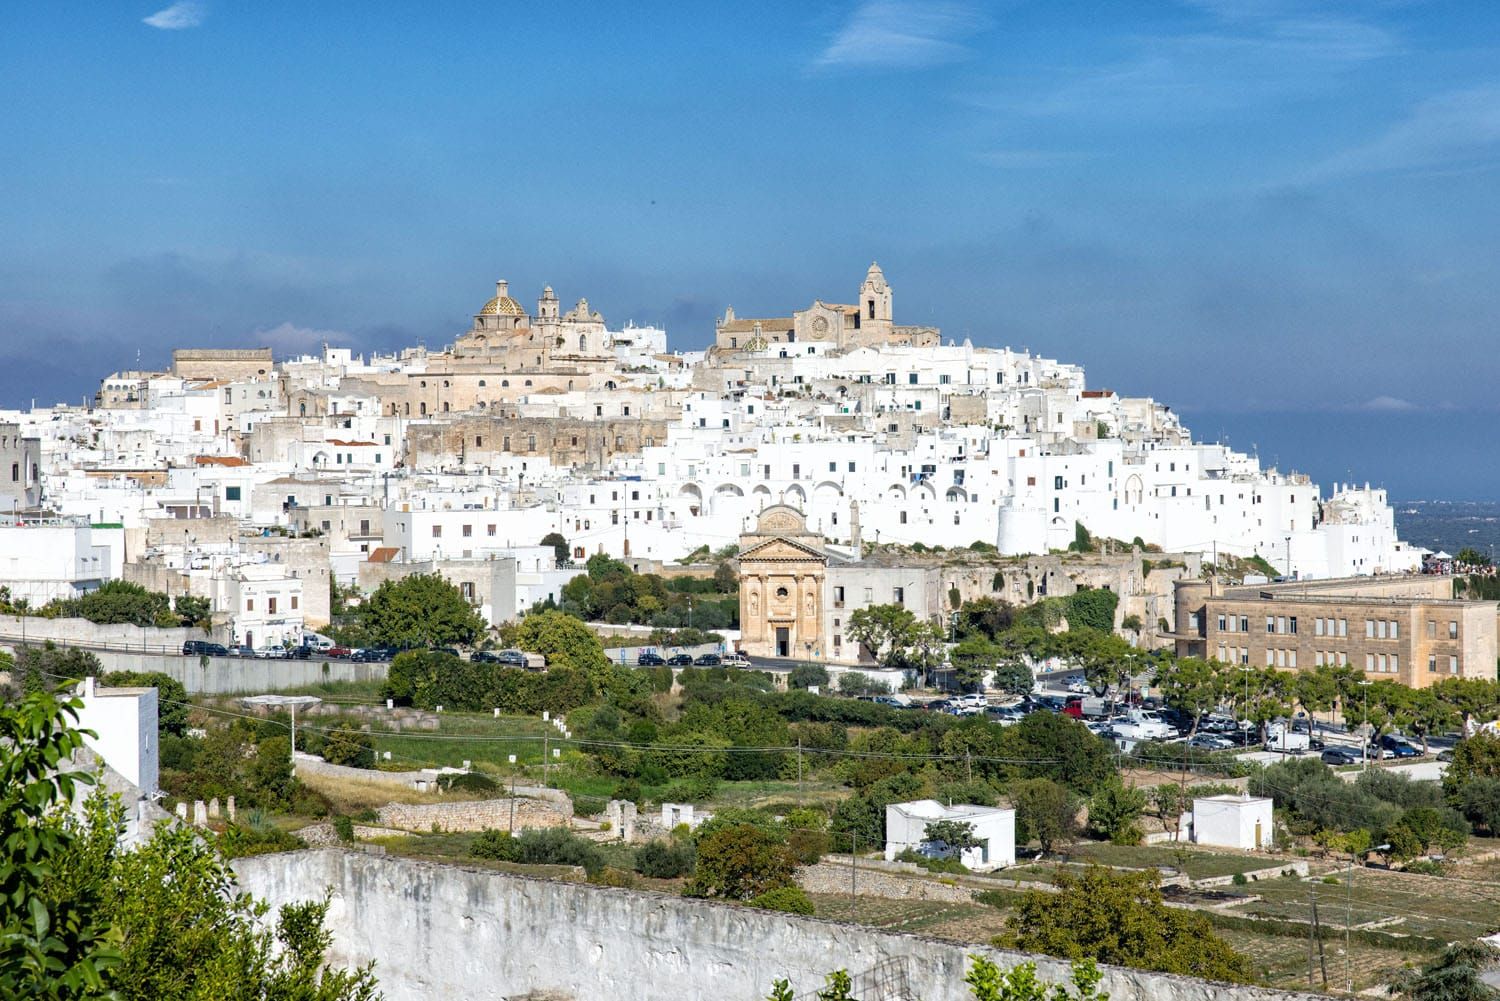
[332,815,354,842]
[1231,873,1248,886]
[749,886,815,915]
[321,727,375,769]
[635,839,696,878]
[215,822,306,859]
[573,796,607,818]
[438,771,500,794]
[471,828,519,861]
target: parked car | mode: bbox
[327,646,353,659]
[496,650,528,667]
[637,651,665,666]
[1066,679,1090,695]
[182,640,209,656]
[986,705,1026,725]
[693,653,722,666]
[231,645,255,658]
[722,652,751,668]
[1321,746,1362,765]
[470,651,499,663]
[1437,747,1456,762]
[1186,734,1234,751]
[289,645,312,660]
[1378,735,1420,758]
[667,653,694,667]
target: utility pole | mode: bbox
[849,831,858,921]
[796,738,803,796]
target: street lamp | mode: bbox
[242,694,322,770]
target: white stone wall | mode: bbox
[233,850,1321,1001]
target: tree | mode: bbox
[360,572,484,649]
[1392,941,1500,1001]
[713,561,738,593]
[0,689,118,1000]
[951,635,1001,692]
[846,604,920,667]
[923,820,979,857]
[1086,779,1147,844]
[1456,547,1491,567]
[510,610,610,680]
[62,580,173,628]
[1010,778,1078,853]
[788,663,830,690]
[322,728,375,769]
[12,643,104,694]
[1153,658,1224,739]
[1000,866,1253,983]
[1443,732,1500,800]
[172,594,213,629]
[3,690,379,1001]
[991,659,1034,698]
[540,531,570,565]
[965,957,1106,1001]
[686,823,797,901]
[997,712,1115,796]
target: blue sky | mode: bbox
[2,1,1498,493]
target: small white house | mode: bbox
[884,800,1016,871]
[74,677,159,797]
[1191,793,1273,850]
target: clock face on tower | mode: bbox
[811,316,829,337]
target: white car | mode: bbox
[1067,679,1090,694]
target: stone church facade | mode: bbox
[737,505,828,661]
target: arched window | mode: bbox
[579,335,588,352]
[419,402,427,416]
[524,380,533,387]
[478,379,486,387]
[501,380,509,387]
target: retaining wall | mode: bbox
[232,849,1320,1001]
[376,798,570,833]
[797,861,974,904]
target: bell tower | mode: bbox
[859,262,893,339]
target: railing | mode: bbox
[793,957,915,1001]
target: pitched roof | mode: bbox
[367,547,400,563]
[194,455,250,468]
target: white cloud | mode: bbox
[816,1,987,71]
[1307,85,1500,179]
[1359,395,1419,412]
[254,322,350,354]
[143,2,205,30]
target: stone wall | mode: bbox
[376,797,568,833]
[797,861,974,904]
[233,850,1320,1001]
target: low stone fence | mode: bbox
[797,862,974,904]
[376,797,569,834]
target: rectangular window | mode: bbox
[225,486,242,501]
[1288,616,1297,635]
[1450,621,1459,639]
[1276,649,1286,667]
[833,586,844,605]
[1451,656,1459,674]
[1428,655,1437,673]
[1339,619,1348,637]
[833,635,841,648]
[829,462,837,472]
[1266,616,1275,634]
[1239,616,1249,632]
[1266,649,1275,666]
[848,461,856,472]
[1390,620,1399,639]
[1288,650,1297,668]
[1365,619,1375,638]
[246,599,255,612]
[1427,620,1436,639]
[1054,475,1064,490]
[893,587,905,604]
[1377,620,1387,639]
[291,596,298,610]
[1367,653,1375,671]
[908,373,918,384]
[462,524,472,538]
[1217,614,1227,631]
[863,588,873,602]
[1390,654,1398,672]
[268,597,277,615]
[1315,617,1325,637]
[900,511,907,524]
[487,525,496,536]
[1314,651,1324,666]
[432,525,442,538]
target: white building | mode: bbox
[74,676,159,797]
[1191,794,1274,850]
[884,799,1016,871]
[0,516,124,605]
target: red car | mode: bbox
[326,646,352,659]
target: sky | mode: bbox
[2,1,1498,497]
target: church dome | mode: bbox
[479,280,525,317]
